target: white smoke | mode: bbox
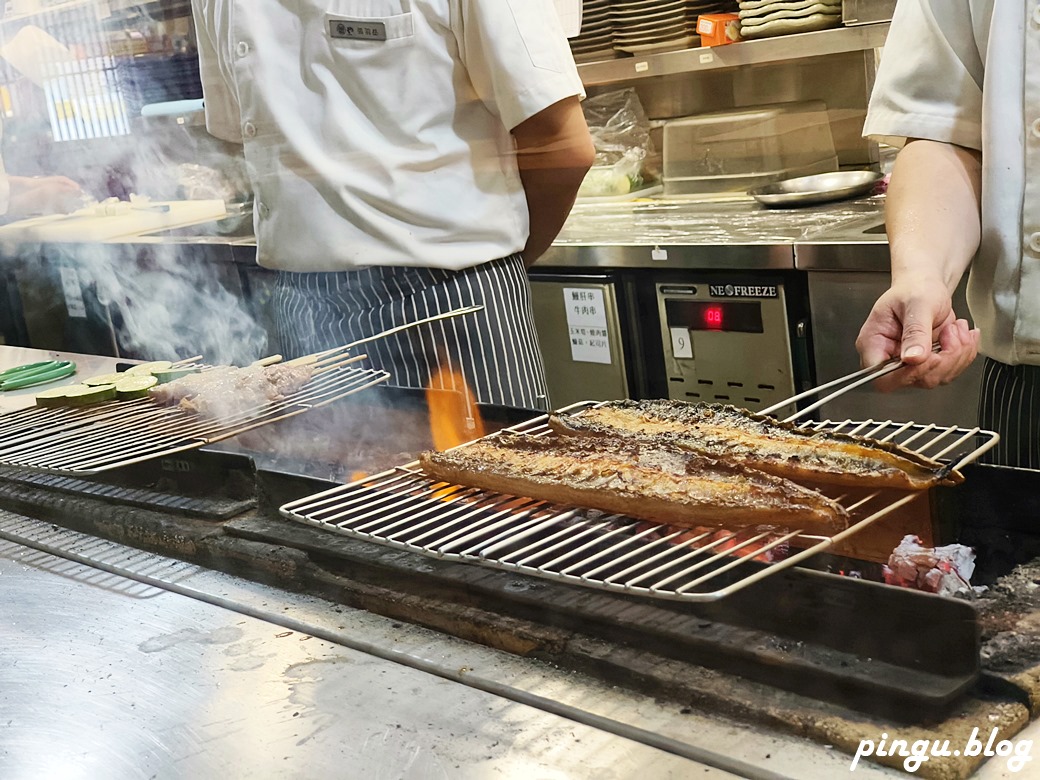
[0,14,266,366]
[68,241,269,366]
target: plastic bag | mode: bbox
[577,88,659,199]
[176,161,249,205]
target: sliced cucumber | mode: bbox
[36,385,79,407]
[82,372,125,386]
[64,383,117,406]
[115,374,158,399]
[126,360,173,376]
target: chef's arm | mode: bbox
[6,175,83,217]
[855,138,982,388]
[886,139,982,295]
[512,95,595,264]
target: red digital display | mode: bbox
[703,305,724,330]
[666,300,764,333]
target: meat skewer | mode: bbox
[148,305,485,421]
[149,363,314,419]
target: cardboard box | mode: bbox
[696,13,742,47]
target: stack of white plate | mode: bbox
[688,0,740,20]
[737,0,843,40]
[610,0,696,54]
[569,0,617,62]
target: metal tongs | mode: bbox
[760,343,942,422]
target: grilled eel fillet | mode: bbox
[548,400,963,491]
[419,433,848,536]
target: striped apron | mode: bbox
[274,254,549,411]
[978,358,1040,468]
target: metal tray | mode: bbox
[281,401,1000,603]
[749,170,884,208]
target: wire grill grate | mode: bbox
[281,401,1000,602]
[0,366,389,474]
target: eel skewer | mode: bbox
[420,433,849,536]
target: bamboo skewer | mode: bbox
[252,354,284,367]
[150,305,484,374]
[7,367,390,471]
[312,353,369,373]
[285,304,485,367]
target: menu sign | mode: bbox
[564,287,612,365]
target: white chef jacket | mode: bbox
[192,0,585,272]
[863,0,1040,366]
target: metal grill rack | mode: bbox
[0,365,389,474]
[281,401,1000,602]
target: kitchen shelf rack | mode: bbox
[577,23,890,87]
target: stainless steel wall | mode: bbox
[807,271,983,429]
[588,51,879,168]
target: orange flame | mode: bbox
[426,359,485,451]
[350,471,368,483]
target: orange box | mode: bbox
[696,13,742,47]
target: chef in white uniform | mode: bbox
[191,0,595,410]
[856,0,1040,467]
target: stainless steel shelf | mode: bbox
[577,23,890,87]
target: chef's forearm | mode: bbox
[512,96,595,264]
[886,139,983,293]
[7,175,83,216]
[517,161,589,262]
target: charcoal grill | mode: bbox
[0,380,1011,726]
[281,400,999,602]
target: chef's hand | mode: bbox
[855,276,980,392]
[8,175,85,217]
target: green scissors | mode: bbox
[0,360,77,391]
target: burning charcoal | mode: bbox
[883,534,976,597]
[673,524,789,563]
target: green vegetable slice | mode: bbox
[126,360,173,376]
[64,384,117,406]
[36,385,78,407]
[82,372,125,386]
[115,374,158,399]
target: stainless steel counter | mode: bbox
[5,195,891,272]
[0,512,906,779]
[539,195,888,270]
[554,196,886,246]
[0,520,707,779]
